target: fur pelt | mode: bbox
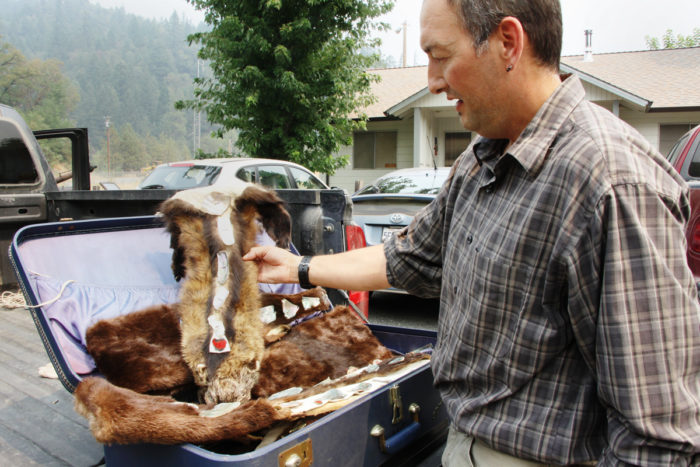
[253,305,394,398]
[77,289,424,447]
[83,292,392,398]
[86,304,191,394]
[159,185,291,404]
[74,376,287,445]
[73,352,430,446]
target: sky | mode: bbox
[90,0,699,66]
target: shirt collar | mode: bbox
[471,75,586,176]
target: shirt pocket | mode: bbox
[450,249,534,384]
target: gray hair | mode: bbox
[446,0,562,69]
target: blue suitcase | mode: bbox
[10,215,448,466]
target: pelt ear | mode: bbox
[158,199,197,282]
[235,186,291,248]
[168,222,186,281]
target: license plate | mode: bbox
[382,227,402,242]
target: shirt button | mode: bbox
[467,235,473,244]
[485,186,493,194]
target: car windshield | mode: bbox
[356,169,449,195]
[139,164,221,190]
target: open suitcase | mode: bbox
[9,215,448,466]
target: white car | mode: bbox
[139,157,328,191]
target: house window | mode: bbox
[353,131,397,169]
[445,132,471,166]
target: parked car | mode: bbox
[666,124,700,286]
[352,167,450,247]
[139,157,328,191]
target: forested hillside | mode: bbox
[0,0,228,174]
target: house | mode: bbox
[329,47,700,193]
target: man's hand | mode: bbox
[243,246,301,284]
[245,244,389,291]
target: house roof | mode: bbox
[560,47,700,111]
[364,66,429,119]
[365,47,700,118]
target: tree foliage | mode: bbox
[0,37,79,165]
[178,0,393,175]
[0,0,208,172]
[646,28,700,49]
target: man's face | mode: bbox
[420,0,503,137]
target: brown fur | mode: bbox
[73,352,429,446]
[234,187,290,249]
[74,377,287,445]
[84,301,393,400]
[252,306,394,398]
[158,186,292,404]
[86,304,191,394]
[79,298,411,446]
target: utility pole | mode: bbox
[104,116,111,178]
[193,59,202,154]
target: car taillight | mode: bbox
[348,291,369,319]
[345,224,369,318]
[345,223,366,251]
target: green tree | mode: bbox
[178,0,393,175]
[0,37,79,166]
[108,123,148,172]
[646,27,700,49]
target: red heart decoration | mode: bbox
[212,338,227,350]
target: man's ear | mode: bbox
[495,16,524,70]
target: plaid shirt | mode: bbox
[384,76,700,465]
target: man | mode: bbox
[244,0,700,464]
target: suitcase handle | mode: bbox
[370,403,421,455]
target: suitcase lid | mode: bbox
[10,216,180,391]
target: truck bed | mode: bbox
[0,303,444,466]
[0,306,103,466]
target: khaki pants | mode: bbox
[441,426,597,466]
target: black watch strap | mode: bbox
[298,255,314,289]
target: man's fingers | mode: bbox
[242,246,268,261]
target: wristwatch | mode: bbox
[298,255,314,289]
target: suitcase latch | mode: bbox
[278,438,313,467]
[389,384,403,424]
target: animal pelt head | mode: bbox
[159,184,291,282]
[85,304,192,395]
[74,377,288,445]
[157,184,292,404]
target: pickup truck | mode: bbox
[666,124,700,285]
[0,103,369,315]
